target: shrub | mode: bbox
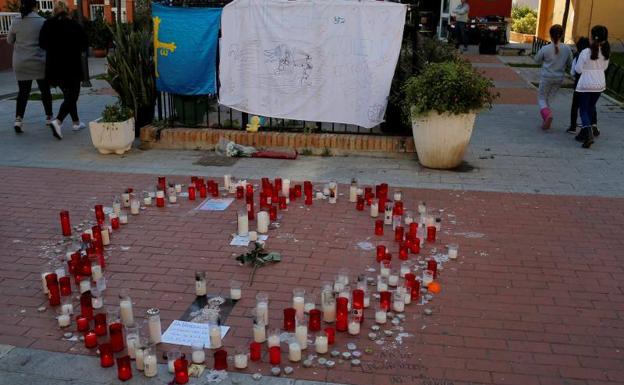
[511,6,538,35]
[101,103,133,123]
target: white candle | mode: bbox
[135,348,145,370]
[282,179,291,196]
[348,320,360,335]
[148,314,162,344]
[322,303,336,323]
[191,350,205,364]
[237,211,249,236]
[364,294,370,308]
[370,202,379,217]
[448,244,459,260]
[293,296,305,318]
[41,272,51,294]
[79,280,91,294]
[223,175,231,190]
[422,272,434,287]
[388,273,399,287]
[175,184,182,193]
[267,334,280,348]
[404,214,413,225]
[404,292,412,305]
[349,185,358,203]
[394,191,402,201]
[248,231,257,241]
[333,281,345,292]
[144,196,152,206]
[315,335,328,354]
[257,211,269,234]
[295,324,308,350]
[121,193,130,207]
[328,182,337,204]
[210,325,222,348]
[126,335,138,359]
[195,280,207,296]
[375,310,387,324]
[380,266,390,278]
[100,228,110,246]
[119,213,128,224]
[168,194,177,204]
[168,358,176,373]
[256,302,268,325]
[230,288,242,300]
[234,353,248,369]
[393,299,405,312]
[384,206,393,225]
[130,200,140,214]
[113,201,121,215]
[143,354,158,377]
[61,303,73,315]
[400,263,410,277]
[57,314,70,328]
[92,295,103,309]
[288,342,302,362]
[418,202,426,214]
[120,299,134,326]
[253,323,266,343]
[304,302,315,313]
[92,265,102,281]
[377,281,388,292]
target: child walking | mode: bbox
[535,25,572,130]
[568,37,595,134]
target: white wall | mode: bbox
[513,0,539,9]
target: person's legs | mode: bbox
[568,90,580,133]
[67,80,81,124]
[35,79,54,121]
[589,92,601,138]
[15,80,33,133]
[538,78,558,129]
[577,92,600,148]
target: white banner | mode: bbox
[219,0,406,128]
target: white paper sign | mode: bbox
[197,198,234,211]
[230,234,268,247]
[161,320,230,348]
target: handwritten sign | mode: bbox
[230,234,268,247]
[161,320,230,348]
[196,198,234,211]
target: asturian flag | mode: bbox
[152,3,222,95]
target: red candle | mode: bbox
[409,223,418,239]
[156,195,165,207]
[269,346,281,365]
[269,205,278,221]
[199,184,207,199]
[213,349,228,370]
[174,357,189,384]
[211,182,219,197]
[188,186,196,200]
[409,280,421,302]
[99,343,114,367]
[308,309,321,331]
[259,192,268,208]
[404,272,416,282]
[80,291,93,319]
[94,205,105,226]
[283,308,296,331]
[76,315,89,332]
[279,196,287,210]
[109,322,124,352]
[236,186,244,199]
[289,187,296,201]
[246,184,253,195]
[158,176,166,191]
[94,313,107,336]
[393,201,404,216]
[379,291,391,311]
[374,220,384,236]
[395,225,404,242]
[384,252,392,261]
[427,226,436,242]
[356,196,364,211]
[59,210,71,237]
[304,191,312,205]
[324,327,335,345]
[294,185,302,198]
[378,197,386,213]
[249,342,262,361]
[247,203,255,221]
[110,216,120,230]
[335,297,348,332]
[352,289,364,323]
[84,330,97,348]
[410,238,420,254]
[274,178,282,193]
[364,187,373,205]
[116,355,132,381]
[59,276,71,296]
[46,273,61,306]
[427,260,438,279]
[80,255,92,276]
[376,245,386,262]
[399,245,409,260]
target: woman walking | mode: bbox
[574,25,610,149]
[39,1,88,140]
[535,25,572,130]
[567,37,594,134]
[7,0,53,134]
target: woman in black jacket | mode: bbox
[39,1,88,139]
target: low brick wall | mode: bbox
[510,31,534,44]
[140,126,416,156]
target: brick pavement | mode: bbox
[1,166,623,385]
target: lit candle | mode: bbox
[234,353,248,369]
[57,314,71,328]
[92,264,102,281]
[292,288,305,319]
[315,334,328,354]
[119,213,128,224]
[130,197,140,215]
[230,280,242,300]
[295,324,308,350]
[100,227,110,246]
[288,342,302,362]
[192,345,205,364]
[41,272,52,294]
[257,211,269,234]
[267,330,280,348]
[253,323,266,343]
[147,308,162,344]
[210,325,222,349]
[375,308,387,324]
[119,291,134,326]
[349,179,358,203]
[370,200,379,217]
[281,179,290,197]
[143,351,158,377]
[135,346,145,370]
[448,244,459,260]
[388,271,399,287]
[256,293,269,325]
[348,319,360,335]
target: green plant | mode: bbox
[404,61,496,116]
[107,23,156,129]
[87,16,113,49]
[511,6,538,35]
[300,148,313,156]
[3,0,19,11]
[235,242,281,286]
[321,147,331,157]
[101,103,133,123]
[511,5,536,20]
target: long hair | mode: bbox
[575,36,590,59]
[549,24,564,54]
[19,0,37,18]
[590,25,610,60]
[53,1,69,17]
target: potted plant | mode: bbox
[404,60,496,169]
[89,103,135,154]
[87,17,112,57]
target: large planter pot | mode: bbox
[92,48,108,58]
[411,111,476,169]
[89,117,135,155]
[510,31,534,44]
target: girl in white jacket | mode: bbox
[574,25,610,149]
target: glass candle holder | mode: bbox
[375,306,387,324]
[308,309,321,331]
[335,297,348,332]
[46,273,61,306]
[116,355,132,381]
[195,271,207,296]
[143,346,158,378]
[364,187,373,205]
[211,182,219,197]
[399,245,409,260]
[295,318,308,350]
[236,186,244,199]
[292,288,305,318]
[130,194,140,215]
[142,191,152,206]
[269,346,281,366]
[59,276,72,297]
[213,349,228,370]
[376,245,386,262]
[209,319,222,349]
[249,342,262,362]
[448,244,459,260]
[99,342,115,367]
[158,176,166,191]
[394,225,404,242]
[252,310,266,343]
[60,210,72,237]
[393,288,406,312]
[234,348,248,369]
[321,285,336,323]
[174,357,189,384]
[400,262,411,277]
[79,291,93,320]
[84,330,97,348]
[351,289,364,323]
[324,327,335,345]
[125,324,139,359]
[288,341,302,362]
[315,331,328,354]
[156,190,165,207]
[377,275,388,292]
[94,313,107,336]
[267,329,280,348]
[427,226,436,242]
[388,270,399,287]
[427,260,438,279]
[191,343,205,364]
[57,311,71,329]
[109,322,124,352]
[119,289,134,326]
[374,219,384,236]
[230,280,242,300]
[356,195,364,211]
[279,196,287,210]
[380,260,391,278]
[167,350,180,373]
[256,293,269,326]
[422,270,434,287]
[199,184,207,199]
[187,185,196,201]
[348,313,361,335]
[146,308,162,344]
[283,308,296,331]
[76,315,89,332]
[379,291,392,311]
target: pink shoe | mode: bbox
[540,108,553,130]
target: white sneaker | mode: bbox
[50,119,63,140]
[72,122,86,131]
[14,118,23,134]
[45,117,53,126]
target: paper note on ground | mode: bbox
[197,198,234,211]
[162,320,230,348]
[230,234,268,246]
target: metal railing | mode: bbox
[0,12,19,36]
[531,35,550,55]
[37,0,54,12]
[606,62,624,101]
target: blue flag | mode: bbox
[152,3,222,95]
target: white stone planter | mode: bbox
[89,118,135,155]
[411,111,476,169]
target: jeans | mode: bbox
[578,92,601,130]
[56,80,81,123]
[455,21,468,49]
[570,91,597,127]
[16,79,53,119]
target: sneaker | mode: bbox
[582,137,594,149]
[14,118,23,134]
[72,122,86,131]
[592,125,600,137]
[45,116,53,127]
[50,119,63,140]
[566,126,577,134]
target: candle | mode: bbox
[109,322,125,352]
[121,192,130,207]
[304,302,315,313]
[156,191,165,207]
[113,199,121,215]
[322,302,336,323]
[143,193,152,206]
[377,276,388,292]
[57,314,70,328]
[135,346,145,370]
[130,198,140,215]
[100,343,115,367]
[393,298,405,312]
[167,351,180,373]
[195,272,207,296]
[253,323,266,343]
[234,353,248,369]
[283,308,296,331]
[288,342,302,362]
[308,309,322,331]
[256,293,269,325]
[174,358,189,384]
[192,346,205,364]
[79,279,91,294]
[250,342,262,361]
[393,190,402,201]
[267,331,280,348]
[230,280,242,300]
[248,231,257,241]
[400,262,411,277]
[375,308,387,324]
[370,200,379,217]
[295,324,308,350]
[348,319,360,335]
[147,308,162,344]
[119,213,128,224]
[364,293,371,308]
[126,334,138,359]
[315,334,328,354]
[269,346,281,366]
[349,179,358,203]
[60,210,71,236]
[375,219,384,236]
[388,272,399,287]
[100,227,110,246]
[92,264,103,281]
[168,194,177,204]
[210,325,222,348]
[292,288,305,319]
[119,292,134,326]
[143,352,158,377]
[84,330,97,348]
[448,244,459,259]
[281,179,290,196]
[418,202,426,214]
[257,211,269,234]
[384,204,393,225]
[61,302,73,315]
[380,261,391,278]
[41,272,52,294]
[328,181,337,204]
